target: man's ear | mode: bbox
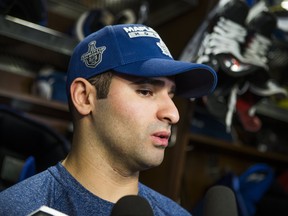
[70,78,95,115]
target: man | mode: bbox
[0,24,217,215]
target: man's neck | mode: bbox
[62,146,139,203]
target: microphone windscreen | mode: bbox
[111,195,154,216]
[203,185,238,216]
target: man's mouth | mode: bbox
[152,131,170,147]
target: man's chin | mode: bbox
[141,158,165,171]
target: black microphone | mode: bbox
[110,195,154,216]
[203,185,238,216]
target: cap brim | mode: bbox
[114,58,218,98]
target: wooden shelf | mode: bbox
[188,133,288,166]
[0,89,70,120]
[0,15,78,70]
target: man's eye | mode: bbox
[137,89,153,96]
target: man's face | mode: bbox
[91,74,179,174]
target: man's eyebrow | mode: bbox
[132,78,166,86]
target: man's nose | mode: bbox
[157,95,180,125]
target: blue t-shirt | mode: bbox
[0,162,191,216]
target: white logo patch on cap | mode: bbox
[123,26,172,58]
[157,40,172,58]
[123,26,160,39]
[81,41,106,68]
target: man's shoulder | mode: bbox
[0,168,53,196]
[139,183,192,216]
[0,164,61,215]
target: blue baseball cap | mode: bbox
[67,24,217,98]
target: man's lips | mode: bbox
[151,131,171,147]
